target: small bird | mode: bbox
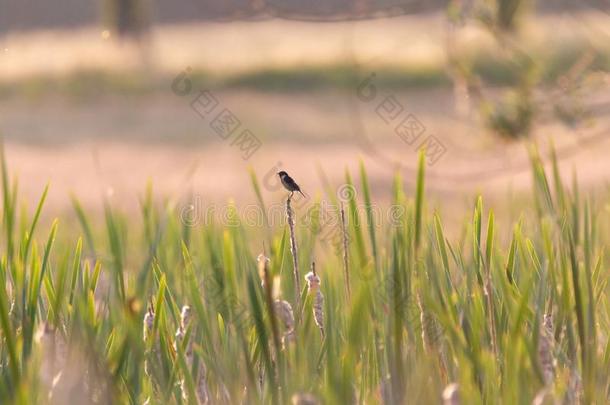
[277,171,306,199]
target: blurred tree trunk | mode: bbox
[103,0,152,67]
[104,0,150,40]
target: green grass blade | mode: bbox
[359,160,378,269]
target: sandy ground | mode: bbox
[1,12,610,79]
[2,89,609,220]
[4,134,609,207]
[0,92,608,245]
[1,14,609,224]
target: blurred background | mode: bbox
[0,0,609,223]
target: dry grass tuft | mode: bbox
[305,262,324,339]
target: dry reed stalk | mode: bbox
[143,306,154,343]
[291,392,320,405]
[174,305,210,404]
[566,368,582,405]
[259,253,296,349]
[305,262,324,338]
[174,305,191,402]
[537,313,555,386]
[36,322,66,401]
[442,383,460,405]
[142,305,155,379]
[259,253,282,357]
[532,388,553,405]
[286,196,302,313]
[257,253,270,288]
[483,265,498,358]
[273,300,296,349]
[417,294,434,351]
[417,293,448,382]
[340,202,351,299]
[142,306,155,405]
[196,368,211,405]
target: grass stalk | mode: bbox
[340,202,351,299]
[286,196,301,315]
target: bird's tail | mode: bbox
[298,190,308,199]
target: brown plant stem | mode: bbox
[286,196,301,315]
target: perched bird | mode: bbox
[278,171,306,198]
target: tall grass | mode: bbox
[0,147,608,404]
